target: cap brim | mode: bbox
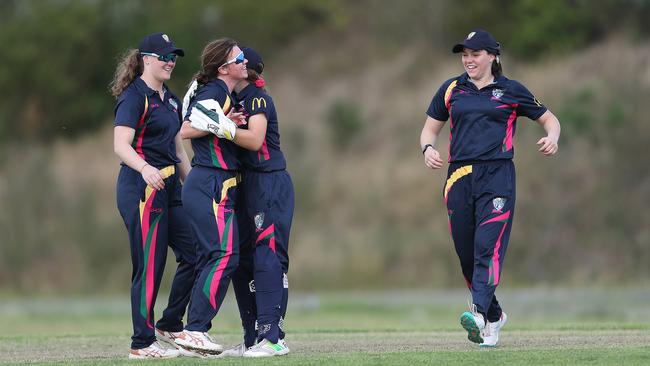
[453,42,484,53]
[158,45,185,57]
[452,44,465,53]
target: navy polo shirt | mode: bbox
[426,73,547,162]
[185,79,241,171]
[234,84,286,172]
[114,78,182,168]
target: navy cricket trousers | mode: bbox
[116,165,198,349]
[232,170,294,345]
[444,160,515,323]
[181,166,240,332]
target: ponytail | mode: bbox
[110,49,143,98]
[491,54,503,78]
[247,69,266,91]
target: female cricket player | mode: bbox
[420,29,561,347]
[111,32,197,359]
[170,38,248,355]
[219,46,294,358]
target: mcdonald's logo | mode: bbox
[251,97,267,110]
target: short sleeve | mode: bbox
[248,94,271,119]
[114,91,145,129]
[171,95,183,121]
[426,79,455,121]
[511,80,547,120]
[185,82,231,120]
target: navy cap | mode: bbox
[452,29,500,55]
[241,47,264,74]
[139,32,184,56]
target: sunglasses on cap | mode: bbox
[220,51,245,68]
[141,52,178,63]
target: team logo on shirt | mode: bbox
[492,197,506,213]
[254,212,265,230]
[492,88,504,100]
[168,98,178,110]
[162,34,170,42]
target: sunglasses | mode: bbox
[220,51,245,68]
[142,52,178,63]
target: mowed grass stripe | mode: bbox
[2,330,650,365]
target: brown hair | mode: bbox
[246,69,267,91]
[193,38,237,84]
[109,49,143,98]
[490,54,503,78]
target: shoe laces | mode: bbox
[467,299,478,314]
[202,332,216,344]
[466,299,485,326]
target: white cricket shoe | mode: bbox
[216,342,249,357]
[155,328,203,357]
[480,312,508,348]
[242,338,290,358]
[128,341,180,359]
[173,330,223,355]
[459,304,486,344]
[278,338,290,353]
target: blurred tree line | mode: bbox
[0,0,347,142]
[1,0,650,294]
[1,0,649,143]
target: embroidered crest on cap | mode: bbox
[162,34,170,42]
[467,31,476,39]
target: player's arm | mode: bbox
[113,126,165,190]
[180,120,210,139]
[535,110,561,156]
[233,113,267,151]
[174,131,192,182]
[420,116,445,170]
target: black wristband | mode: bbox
[422,144,433,154]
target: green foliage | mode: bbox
[557,86,630,138]
[557,88,598,136]
[326,100,364,149]
[0,0,345,143]
[444,0,650,59]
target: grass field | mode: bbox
[1,288,649,365]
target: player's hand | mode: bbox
[537,135,558,156]
[141,165,165,190]
[228,108,247,126]
[189,100,238,140]
[424,147,443,169]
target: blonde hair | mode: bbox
[109,49,143,98]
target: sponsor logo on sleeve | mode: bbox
[251,97,267,110]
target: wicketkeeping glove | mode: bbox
[189,99,237,141]
[181,80,199,119]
